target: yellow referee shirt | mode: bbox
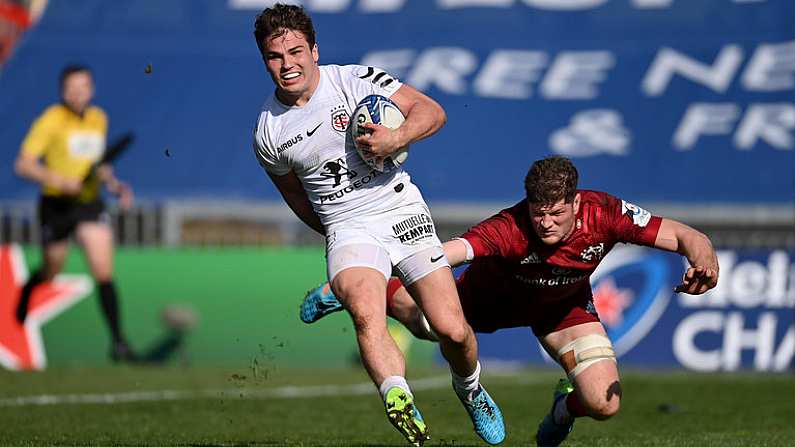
[20,104,107,202]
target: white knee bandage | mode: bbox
[557,334,616,380]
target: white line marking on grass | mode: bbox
[0,371,551,407]
[0,375,454,407]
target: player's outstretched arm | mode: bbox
[356,84,446,157]
[653,218,719,295]
[268,170,325,235]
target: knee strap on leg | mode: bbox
[557,334,615,380]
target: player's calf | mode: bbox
[16,269,49,323]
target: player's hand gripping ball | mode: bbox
[350,94,409,172]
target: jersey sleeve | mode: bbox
[460,210,518,259]
[95,108,109,157]
[604,193,662,247]
[20,108,57,158]
[92,106,108,130]
[252,115,290,176]
[341,64,403,101]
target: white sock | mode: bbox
[379,375,412,401]
[451,361,481,399]
[553,395,572,425]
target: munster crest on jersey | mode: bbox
[581,243,605,262]
[330,105,350,132]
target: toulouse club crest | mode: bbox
[330,105,350,132]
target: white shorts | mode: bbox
[326,201,449,286]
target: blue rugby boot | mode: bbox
[300,283,343,323]
[536,378,576,447]
[457,384,506,445]
[384,387,430,447]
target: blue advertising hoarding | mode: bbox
[0,0,792,204]
[475,247,794,371]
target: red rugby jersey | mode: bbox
[459,190,662,302]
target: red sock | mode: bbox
[566,391,587,418]
[386,277,403,310]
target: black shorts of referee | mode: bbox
[38,195,109,245]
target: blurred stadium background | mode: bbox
[0,0,792,445]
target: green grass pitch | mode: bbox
[1,366,793,446]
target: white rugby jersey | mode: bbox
[253,64,422,227]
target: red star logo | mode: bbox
[592,277,633,328]
[0,244,91,370]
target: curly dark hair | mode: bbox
[524,156,579,205]
[253,3,316,57]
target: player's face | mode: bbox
[263,29,320,106]
[61,71,94,115]
[529,194,581,245]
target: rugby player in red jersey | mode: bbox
[301,156,719,446]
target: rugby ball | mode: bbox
[350,94,409,172]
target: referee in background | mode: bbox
[13,64,137,362]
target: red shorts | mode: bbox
[455,269,600,337]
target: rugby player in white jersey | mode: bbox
[250,4,505,446]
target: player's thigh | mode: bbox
[332,266,389,327]
[541,322,620,400]
[76,221,115,280]
[327,238,391,320]
[541,322,606,352]
[406,265,461,318]
[405,263,468,339]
